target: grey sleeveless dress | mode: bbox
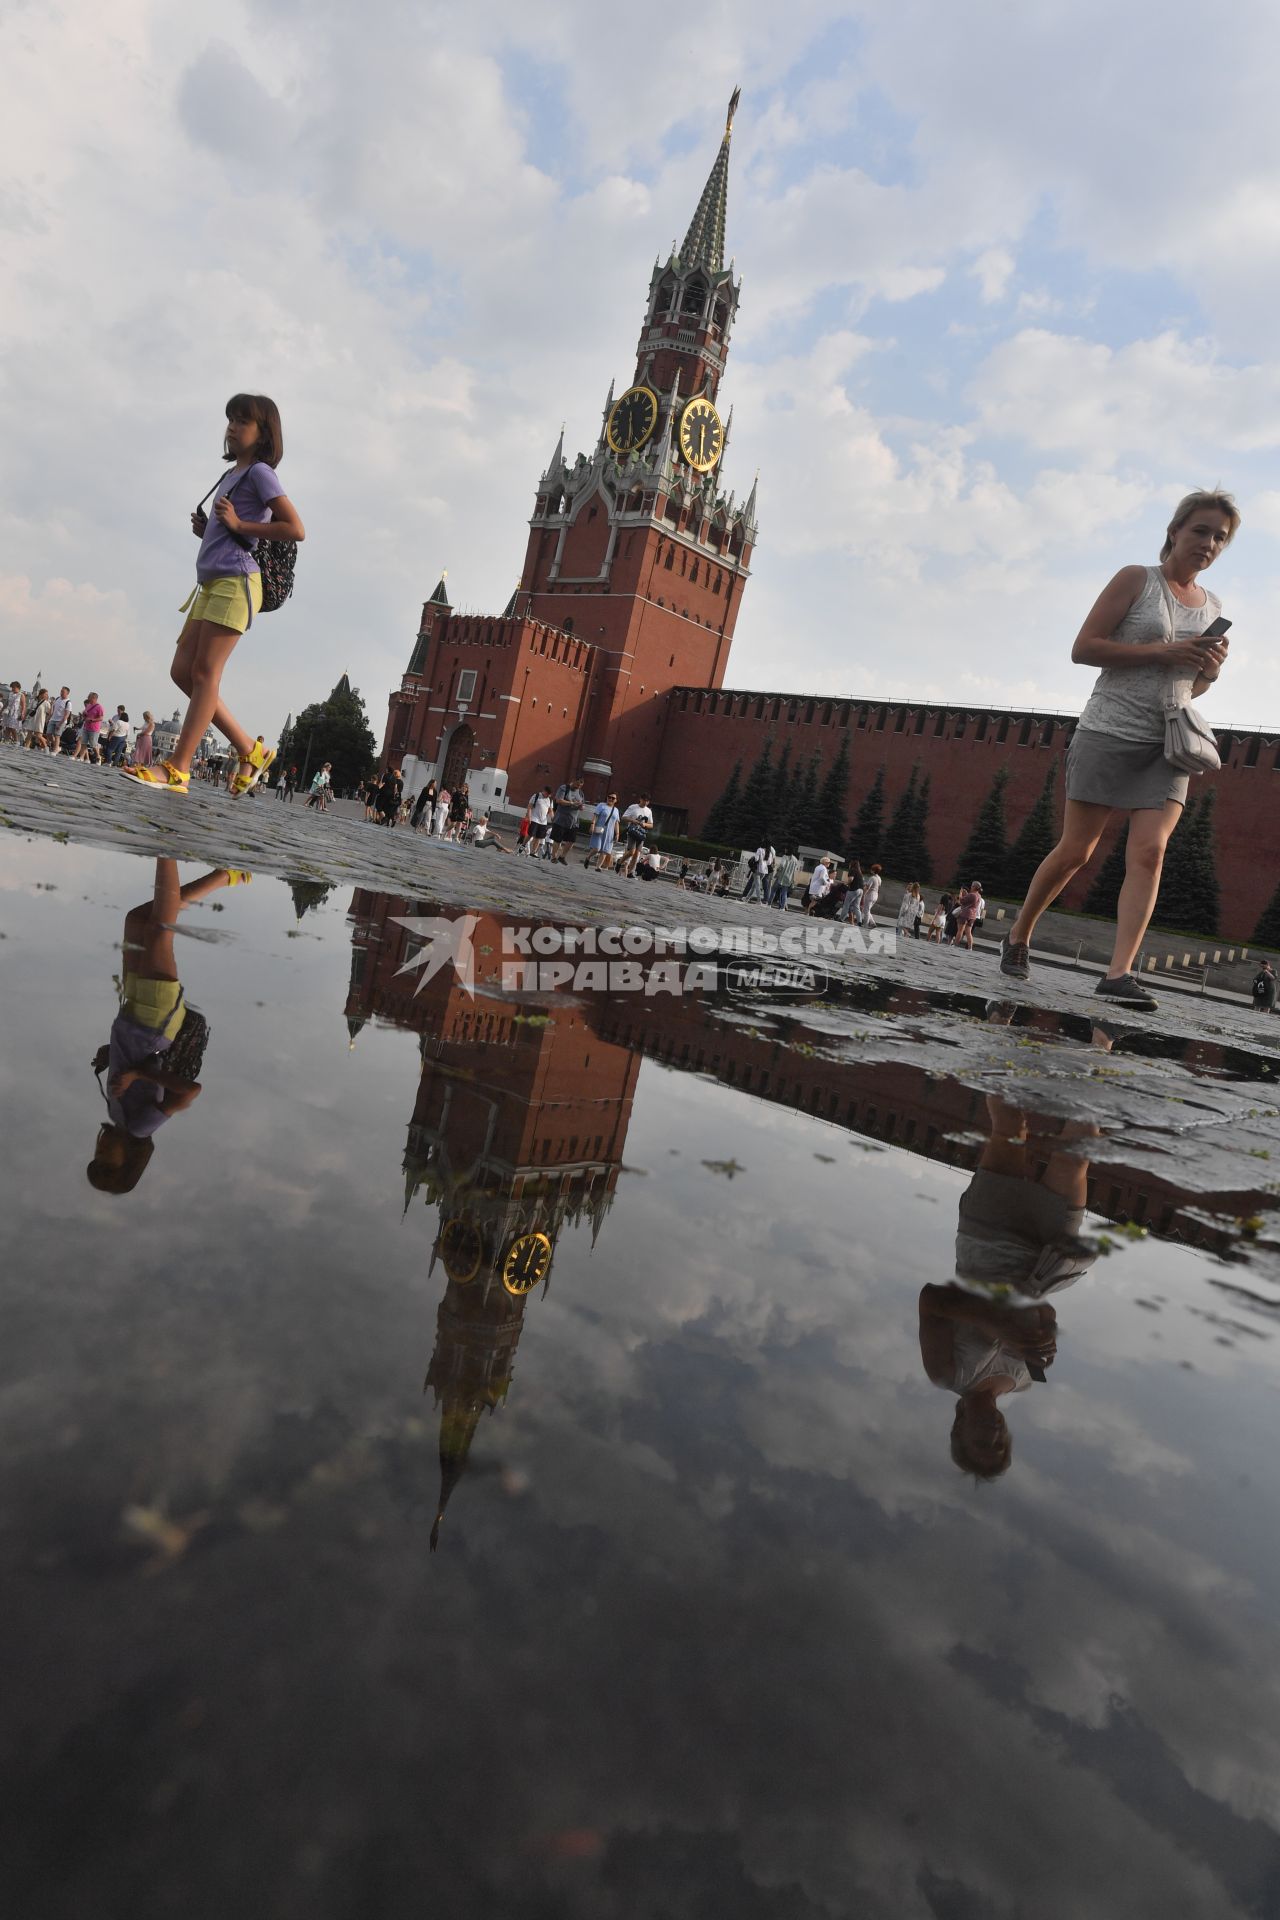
[1066,566,1221,810]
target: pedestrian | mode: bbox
[897,882,925,939]
[857,863,882,927]
[87,858,246,1194]
[769,849,799,909]
[306,762,332,809]
[1000,489,1237,1010]
[446,780,470,840]
[72,691,104,761]
[925,899,948,943]
[2,681,26,745]
[550,774,586,863]
[133,711,155,768]
[432,786,451,836]
[618,796,654,876]
[375,765,402,827]
[282,764,297,801]
[103,705,130,766]
[743,841,775,903]
[46,687,72,754]
[525,787,552,854]
[23,688,51,751]
[411,779,436,832]
[805,855,833,914]
[835,871,863,922]
[952,880,982,952]
[124,393,305,796]
[585,792,620,869]
[1252,960,1277,1014]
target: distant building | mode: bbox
[151,710,217,764]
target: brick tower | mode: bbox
[517,86,757,797]
[382,93,757,813]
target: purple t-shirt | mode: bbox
[82,700,104,735]
[107,1012,175,1138]
[197,461,283,582]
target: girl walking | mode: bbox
[1000,491,1236,1010]
[125,394,304,796]
[952,880,983,952]
[133,712,155,768]
[896,882,924,939]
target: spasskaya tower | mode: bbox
[383,91,758,813]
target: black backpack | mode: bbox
[194,468,299,612]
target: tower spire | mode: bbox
[679,88,740,272]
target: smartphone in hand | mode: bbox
[1201,615,1232,639]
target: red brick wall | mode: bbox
[653,689,1280,938]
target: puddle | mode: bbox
[3,838,1280,1918]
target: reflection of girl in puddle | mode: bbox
[919,1087,1100,1478]
[88,860,247,1193]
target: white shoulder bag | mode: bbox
[1155,572,1222,776]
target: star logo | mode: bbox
[391,914,480,997]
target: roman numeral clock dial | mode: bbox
[606,385,659,455]
[678,397,723,473]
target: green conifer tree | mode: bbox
[812,735,850,851]
[850,766,886,860]
[1004,763,1060,896]
[277,676,377,795]
[731,739,776,847]
[794,753,822,847]
[1253,875,1280,949]
[910,772,935,884]
[954,765,1010,894]
[1083,822,1129,916]
[882,765,920,878]
[702,760,742,844]
[769,740,796,847]
[1155,791,1220,936]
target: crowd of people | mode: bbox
[1,684,159,767]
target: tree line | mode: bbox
[702,738,1254,939]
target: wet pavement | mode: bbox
[4,806,1280,1919]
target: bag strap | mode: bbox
[1153,567,1197,715]
[196,466,250,512]
[195,467,259,549]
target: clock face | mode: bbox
[606,385,659,456]
[501,1231,553,1297]
[679,397,723,473]
[440,1216,483,1286]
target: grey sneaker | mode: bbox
[1094,972,1159,1011]
[999,935,1031,980]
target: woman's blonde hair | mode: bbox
[1161,490,1241,560]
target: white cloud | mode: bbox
[971,247,1014,304]
[970,329,1280,463]
[1,0,1279,731]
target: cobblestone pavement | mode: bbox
[2,748,1278,1063]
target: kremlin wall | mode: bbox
[653,685,1277,938]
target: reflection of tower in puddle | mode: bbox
[345,891,639,1547]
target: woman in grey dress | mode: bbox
[1000,490,1238,1009]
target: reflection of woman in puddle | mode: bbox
[919,1076,1101,1478]
[88,860,247,1193]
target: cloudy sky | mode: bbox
[5,0,1280,743]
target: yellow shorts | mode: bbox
[122,973,187,1038]
[180,572,263,633]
